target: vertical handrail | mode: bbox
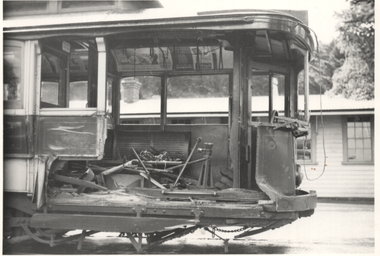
[304,50,310,122]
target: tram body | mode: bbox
[3,1,317,251]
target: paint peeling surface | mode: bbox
[38,116,100,156]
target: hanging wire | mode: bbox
[302,26,327,181]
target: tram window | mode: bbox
[120,76,161,124]
[69,81,88,108]
[40,40,97,109]
[297,70,306,118]
[110,44,233,73]
[167,75,229,123]
[252,74,269,114]
[272,74,285,112]
[3,43,23,109]
[41,82,59,106]
[40,49,67,108]
[251,73,285,115]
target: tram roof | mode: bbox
[3,4,316,57]
[3,7,310,34]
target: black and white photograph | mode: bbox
[2,0,376,254]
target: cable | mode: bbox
[303,43,327,181]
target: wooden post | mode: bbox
[231,35,242,188]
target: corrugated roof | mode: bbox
[308,95,374,111]
[118,95,374,115]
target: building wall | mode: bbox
[300,115,374,198]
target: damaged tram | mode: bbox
[4,2,317,252]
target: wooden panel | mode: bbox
[3,159,29,192]
[300,116,374,198]
[3,115,34,156]
[38,116,102,157]
[256,126,296,196]
[31,214,193,233]
[166,125,229,184]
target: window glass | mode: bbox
[69,81,88,108]
[41,82,59,106]
[272,74,285,112]
[251,74,269,116]
[346,116,373,162]
[297,70,306,118]
[251,73,285,114]
[4,44,23,109]
[110,44,233,73]
[167,75,229,123]
[41,49,67,108]
[120,76,161,124]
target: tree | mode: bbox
[298,40,345,95]
[328,0,374,100]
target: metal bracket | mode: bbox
[132,206,147,217]
[191,208,204,223]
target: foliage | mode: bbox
[328,0,374,100]
[298,40,345,95]
[3,60,19,100]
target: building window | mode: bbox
[296,116,317,164]
[343,115,374,164]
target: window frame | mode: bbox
[37,39,100,116]
[3,40,25,112]
[296,115,317,165]
[40,44,70,108]
[342,115,374,165]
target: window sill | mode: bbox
[296,161,318,166]
[342,161,374,165]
